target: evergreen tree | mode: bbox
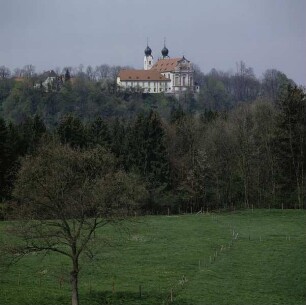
[127,112,169,209]
[274,85,306,208]
[126,111,169,187]
[110,118,126,162]
[32,114,47,142]
[0,118,9,199]
[57,114,87,148]
[65,69,71,82]
[18,115,47,154]
[170,104,186,124]
[145,111,169,187]
[2,121,24,199]
[88,117,111,147]
[126,113,146,171]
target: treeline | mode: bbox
[194,61,294,110]
[0,62,295,127]
[1,85,305,216]
[0,64,131,81]
[0,73,177,126]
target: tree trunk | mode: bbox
[71,255,79,305]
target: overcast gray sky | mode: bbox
[1,0,305,85]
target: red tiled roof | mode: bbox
[118,69,170,81]
[151,58,182,72]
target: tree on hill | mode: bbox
[0,66,11,79]
[261,69,293,102]
[65,69,71,82]
[7,140,147,305]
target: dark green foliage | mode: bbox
[110,118,126,161]
[199,74,231,110]
[88,117,111,148]
[0,115,47,200]
[64,69,71,82]
[0,118,10,199]
[57,114,87,148]
[199,109,218,123]
[170,104,186,124]
[16,115,47,155]
[109,111,170,209]
[0,78,14,105]
[273,85,306,208]
[0,84,305,211]
[126,111,169,189]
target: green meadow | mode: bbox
[0,209,305,305]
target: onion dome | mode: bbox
[161,46,169,58]
[144,45,152,56]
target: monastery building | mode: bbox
[117,43,199,95]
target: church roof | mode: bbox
[151,58,183,72]
[118,70,170,81]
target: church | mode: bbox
[117,43,199,94]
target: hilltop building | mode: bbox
[34,69,71,92]
[117,43,199,95]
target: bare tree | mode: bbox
[261,69,291,102]
[54,66,62,75]
[86,65,96,81]
[22,64,36,78]
[0,65,11,79]
[233,61,260,102]
[13,68,22,77]
[95,64,110,80]
[229,104,256,208]
[7,141,147,305]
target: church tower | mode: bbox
[161,39,169,59]
[144,43,153,70]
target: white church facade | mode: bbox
[117,44,199,94]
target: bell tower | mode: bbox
[144,41,153,70]
[161,38,169,59]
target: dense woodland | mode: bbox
[0,63,305,217]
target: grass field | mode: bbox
[0,209,305,305]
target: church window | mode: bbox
[175,76,180,86]
[149,61,151,65]
[183,76,186,86]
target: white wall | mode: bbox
[117,78,170,93]
[144,55,154,70]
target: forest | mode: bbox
[0,62,305,217]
